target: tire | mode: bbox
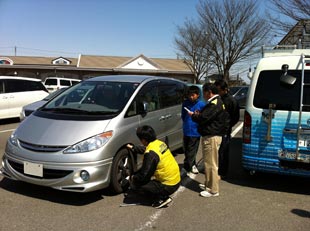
[110,149,134,194]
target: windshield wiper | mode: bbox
[41,107,90,114]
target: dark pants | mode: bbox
[183,136,200,172]
[139,180,180,200]
[218,134,231,177]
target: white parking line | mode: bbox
[0,129,15,134]
[135,123,244,231]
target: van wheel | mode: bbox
[110,149,133,194]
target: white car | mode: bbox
[0,76,49,120]
[20,88,66,120]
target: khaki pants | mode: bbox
[201,135,222,193]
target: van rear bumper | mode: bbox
[242,155,310,177]
[1,152,113,192]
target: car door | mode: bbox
[0,79,9,119]
[158,80,186,151]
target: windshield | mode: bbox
[254,70,310,111]
[229,87,241,95]
[41,81,139,115]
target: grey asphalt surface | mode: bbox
[0,115,309,231]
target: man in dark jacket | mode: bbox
[189,83,230,198]
[215,80,240,179]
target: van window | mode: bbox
[5,79,47,93]
[71,80,80,85]
[254,70,310,111]
[158,80,185,108]
[45,79,57,86]
[60,80,71,86]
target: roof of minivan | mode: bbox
[86,75,180,83]
[0,76,41,82]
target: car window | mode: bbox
[45,79,57,86]
[126,81,159,117]
[5,79,47,93]
[44,81,138,115]
[236,87,248,96]
[254,70,310,111]
[0,80,4,94]
[60,80,71,86]
[158,80,186,108]
[71,80,80,85]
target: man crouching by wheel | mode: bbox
[125,125,181,209]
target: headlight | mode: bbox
[9,133,18,146]
[63,131,113,154]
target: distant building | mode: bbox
[0,54,194,82]
[277,19,310,49]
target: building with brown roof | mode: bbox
[0,54,194,82]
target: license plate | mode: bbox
[24,161,43,177]
[278,150,310,163]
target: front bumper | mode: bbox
[1,152,113,192]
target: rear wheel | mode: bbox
[110,149,134,194]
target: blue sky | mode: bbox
[0,0,203,58]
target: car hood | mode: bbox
[16,115,111,146]
[23,100,47,112]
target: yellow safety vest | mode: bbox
[145,140,181,186]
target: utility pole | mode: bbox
[14,46,17,56]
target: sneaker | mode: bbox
[191,165,199,174]
[200,190,219,198]
[198,183,211,191]
[152,197,172,209]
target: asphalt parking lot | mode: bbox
[0,116,309,231]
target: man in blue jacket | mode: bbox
[181,85,205,174]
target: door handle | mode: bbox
[165,114,172,119]
[159,116,166,121]
[2,96,8,99]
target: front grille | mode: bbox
[8,160,73,179]
[19,140,68,152]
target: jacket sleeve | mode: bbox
[132,151,159,186]
[192,103,219,124]
[181,102,186,121]
[230,99,240,127]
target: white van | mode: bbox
[0,76,49,120]
[242,48,310,177]
[44,77,81,92]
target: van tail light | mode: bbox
[243,110,252,144]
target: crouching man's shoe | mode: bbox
[200,191,219,198]
[152,197,172,209]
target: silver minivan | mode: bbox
[1,75,186,193]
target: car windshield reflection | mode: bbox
[42,81,138,115]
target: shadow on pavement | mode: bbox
[291,209,310,218]
[0,118,20,125]
[0,177,116,206]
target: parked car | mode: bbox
[229,86,249,108]
[44,77,81,93]
[1,75,187,193]
[20,88,67,120]
[0,76,49,120]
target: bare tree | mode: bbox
[174,19,213,83]
[269,0,310,33]
[198,0,269,81]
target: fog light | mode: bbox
[80,170,90,181]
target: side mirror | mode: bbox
[247,67,253,79]
[280,64,296,85]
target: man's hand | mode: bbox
[127,144,134,149]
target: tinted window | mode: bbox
[45,79,57,85]
[0,80,4,94]
[254,70,310,111]
[71,80,80,85]
[60,80,71,86]
[5,79,47,93]
[158,80,186,108]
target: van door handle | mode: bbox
[159,116,166,121]
[2,96,8,99]
[165,114,172,119]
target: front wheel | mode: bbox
[110,149,134,194]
